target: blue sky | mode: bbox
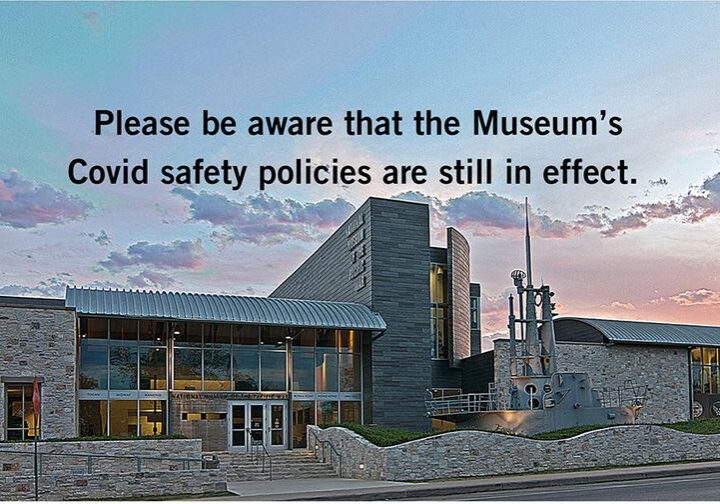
[1,2,719,346]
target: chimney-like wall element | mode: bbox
[447,227,471,367]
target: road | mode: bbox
[413,473,720,501]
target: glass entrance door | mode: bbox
[228,401,287,450]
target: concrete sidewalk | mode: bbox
[209,460,720,500]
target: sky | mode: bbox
[1,2,719,349]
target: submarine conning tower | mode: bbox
[424,197,647,435]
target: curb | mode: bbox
[281,462,720,500]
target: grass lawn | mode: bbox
[325,417,720,446]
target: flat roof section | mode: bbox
[0,295,66,309]
[65,286,387,331]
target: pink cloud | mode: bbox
[173,188,355,245]
[99,239,206,272]
[0,169,91,228]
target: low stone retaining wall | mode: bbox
[0,438,226,499]
[0,438,203,476]
[309,425,720,481]
[0,469,226,500]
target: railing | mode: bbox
[251,440,273,480]
[0,447,209,476]
[595,380,648,408]
[425,387,498,417]
[309,430,342,478]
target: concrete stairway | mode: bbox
[216,449,338,481]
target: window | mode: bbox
[79,340,108,389]
[173,348,202,390]
[139,347,167,390]
[292,401,315,449]
[691,346,720,418]
[340,401,361,423]
[110,400,138,437]
[80,318,169,392]
[470,296,480,331]
[430,264,448,304]
[139,400,166,436]
[431,306,448,359]
[261,349,287,391]
[293,351,315,391]
[5,384,40,440]
[316,351,338,392]
[430,264,449,359]
[79,400,107,437]
[109,343,138,389]
[204,349,232,391]
[316,401,338,425]
[233,325,260,391]
[339,353,361,392]
[233,349,259,391]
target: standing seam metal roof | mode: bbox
[65,287,386,331]
[556,317,720,347]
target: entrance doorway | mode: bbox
[228,401,287,451]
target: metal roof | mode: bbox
[556,317,720,347]
[65,287,386,331]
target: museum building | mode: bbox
[1,197,719,452]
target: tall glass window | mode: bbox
[292,401,315,449]
[293,351,315,391]
[261,350,287,391]
[139,400,167,436]
[430,264,449,359]
[5,384,40,440]
[79,400,107,437]
[233,325,260,391]
[79,340,108,389]
[470,296,480,331]
[173,348,202,391]
[139,347,167,390]
[110,400,138,437]
[204,324,232,391]
[110,344,138,389]
[690,346,720,418]
[316,401,338,425]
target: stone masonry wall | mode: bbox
[0,469,226,500]
[0,305,77,440]
[492,339,690,423]
[310,425,720,481]
[556,342,690,423]
[0,438,204,476]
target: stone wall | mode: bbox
[0,438,225,500]
[492,339,691,423]
[309,425,720,481]
[0,304,77,440]
[0,469,226,500]
[0,438,204,476]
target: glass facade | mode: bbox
[430,263,449,359]
[78,318,169,437]
[691,346,720,418]
[78,317,366,443]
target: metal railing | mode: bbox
[595,380,648,408]
[425,386,499,417]
[251,440,273,480]
[0,447,210,476]
[309,430,342,478]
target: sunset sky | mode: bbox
[1,2,719,348]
